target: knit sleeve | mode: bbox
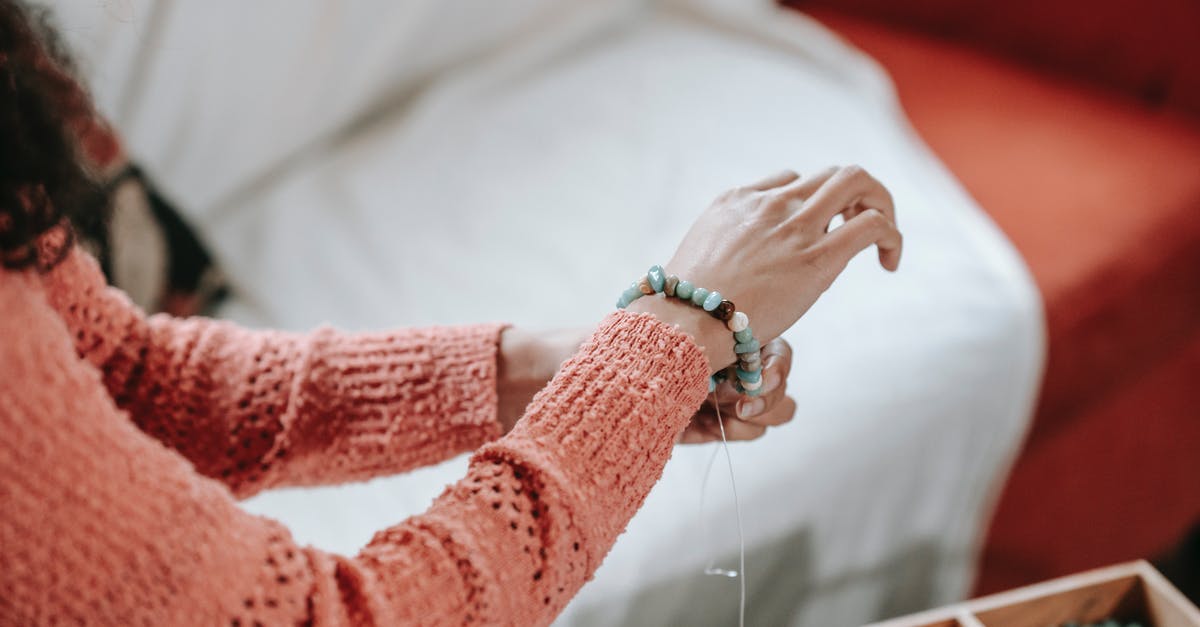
[40,248,507,497]
[0,275,709,626]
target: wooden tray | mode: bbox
[868,561,1200,627]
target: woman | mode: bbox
[0,1,902,624]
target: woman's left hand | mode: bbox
[678,337,795,444]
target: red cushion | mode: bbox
[789,0,1200,116]
[980,333,1200,593]
[802,8,1200,593]
[805,8,1200,434]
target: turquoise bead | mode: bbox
[619,284,643,307]
[708,376,717,393]
[675,280,694,300]
[647,265,666,293]
[735,368,761,383]
[733,327,754,343]
[702,290,723,312]
[734,338,761,354]
[690,287,710,307]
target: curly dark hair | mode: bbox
[0,0,106,271]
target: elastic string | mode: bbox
[699,392,746,627]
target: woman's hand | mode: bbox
[499,166,899,436]
[678,337,795,444]
[627,165,901,372]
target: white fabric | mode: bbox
[50,1,1045,624]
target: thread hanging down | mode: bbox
[698,392,747,627]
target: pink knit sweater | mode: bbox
[0,245,710,625]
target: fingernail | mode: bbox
[737,398,764,418]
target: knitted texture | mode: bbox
[39,248,506,498]
[0,247,711,625]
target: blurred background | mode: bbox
[45,0,1199,624]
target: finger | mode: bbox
[726,340,788,418]
[768,166,839,208]
[796,165,896,231]
[742,395,796,428]
[746,169,800,191]
[827,204,863,233]
[711,415,767,441]
[828,198,889,236]
[711,373,743,407]
[678,422,717,444]
[759,338,793,382]
[733,358,783,417]
[735,370,789,425]
[681,412,728,444]
[817,207,903,272]
[689,404,739,436]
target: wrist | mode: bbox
[498,327,543,383]
[626,296,733,373]
[496,327,586,434]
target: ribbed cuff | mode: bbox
[524,310,711,455]
[477,310,710,553]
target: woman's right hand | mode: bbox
[628,165,902,372]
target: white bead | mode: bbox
[727,311,749,332]
[741,377,762,391]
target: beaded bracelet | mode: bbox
[617,265,764,396]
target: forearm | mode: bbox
[229,321,507,495]
[346,310,711,624]
[43,248,509,497]
[127,316,508,497]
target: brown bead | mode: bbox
[709,299,735,321]
[664,274,679,297]
[637,276,655,295]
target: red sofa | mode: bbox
[788,0,1200,596]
